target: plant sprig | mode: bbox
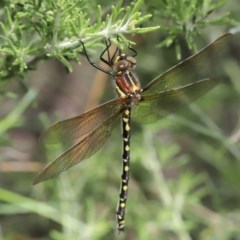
[0,0,159,77]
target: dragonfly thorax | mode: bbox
[113,54,142,103]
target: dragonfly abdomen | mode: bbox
[116,107,131,232]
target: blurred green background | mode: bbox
[0,1,240,240]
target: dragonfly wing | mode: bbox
[34,109,122,184]
[42,98,123,146]
[133,78,217,124]
[142,33,233,95]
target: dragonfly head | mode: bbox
[113,53,136,76]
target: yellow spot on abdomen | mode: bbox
[123,185,128,191]
[120,203,125,208]
[125,145,130,151]
[124,109,130,115]
[124,166,129,171]
[125,123,130,131]
[119,220,125,225]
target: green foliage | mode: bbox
[146,0,236,58]
[0,0,240,240]
[0,0,158,76]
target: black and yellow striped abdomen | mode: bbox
[116,107,131,232]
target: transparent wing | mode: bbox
[42,98,123,146]
[142,33,233,95]
[34,109,122,184]
[133,78,217,124]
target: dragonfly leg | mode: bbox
[80,40,113,75]
[116,107,131,232]
[101,39,118,67]
[128,44,137,57]
[116,35,137,57]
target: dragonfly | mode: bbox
[34,33,233,232]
